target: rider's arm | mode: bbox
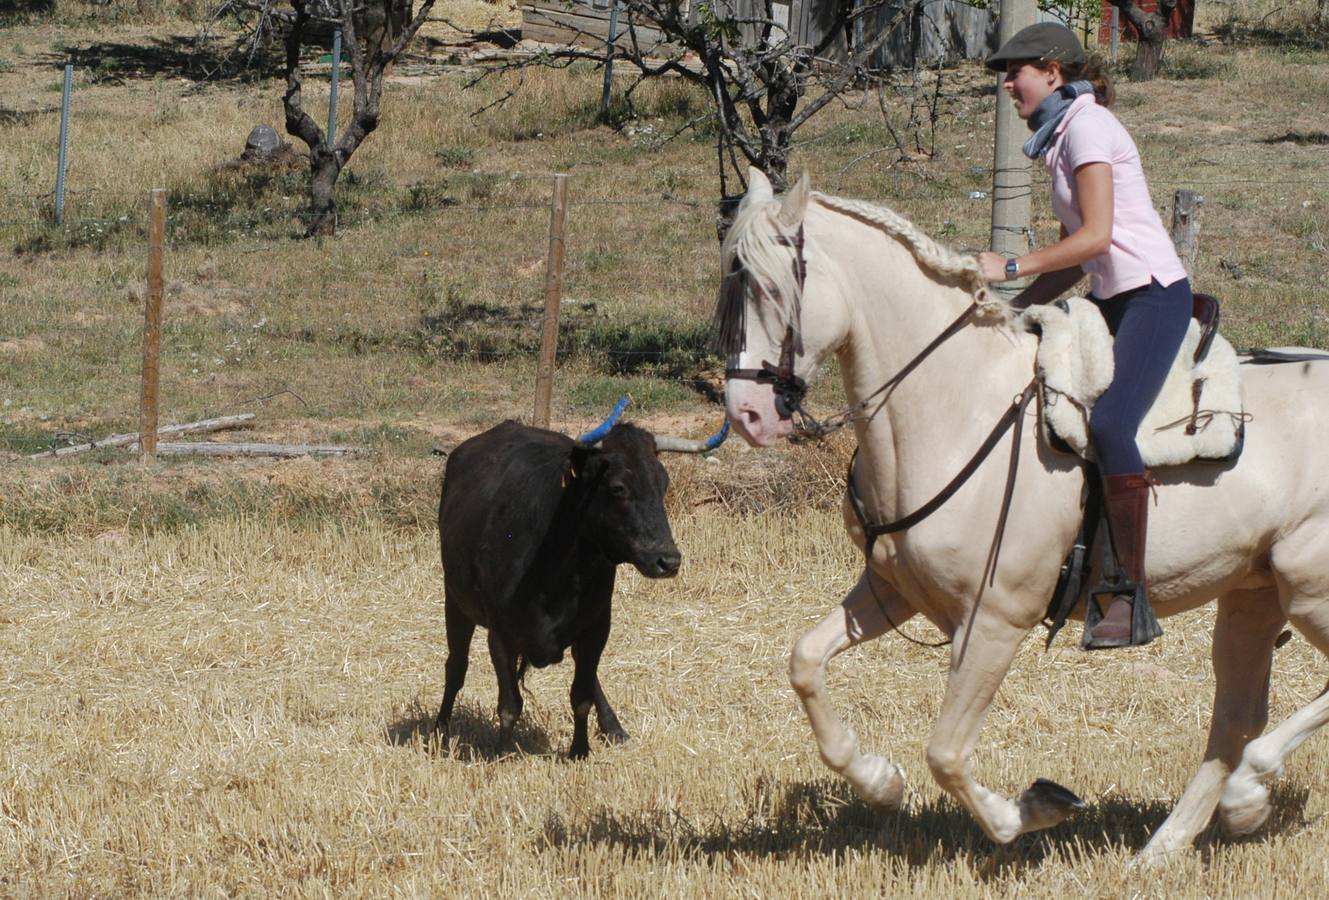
[1008,263,1085,309]
[977,162,1113,290]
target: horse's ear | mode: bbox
[776,171,810,228]
[746,167,774,205]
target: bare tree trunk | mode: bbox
[757,64,800,193]
[1131,14,1165,80]
[1111,0,1176,81]
[281,0,434,236]
[307,148,343,235]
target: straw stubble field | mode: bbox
[4,504,1329,895]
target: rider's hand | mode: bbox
[977,251,1010,283]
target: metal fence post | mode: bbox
[599,0,621,122]
[328,29,342,147]
[55,63,73,225]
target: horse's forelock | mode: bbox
[718,200,803,333]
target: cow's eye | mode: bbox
[608,481,630,499]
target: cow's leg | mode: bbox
[925,604,1081,844]
[1137,588,1283,865]
[592,677,629,744]
[567,648,627,744]
[433,598,477,739]
[1220,566,1329,835]
[789,571,916,810]
[486,629,524,750]
[567,613,613,759]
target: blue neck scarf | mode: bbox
[1023,81,1094,159]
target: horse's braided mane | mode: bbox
[718,190,1013,335]
[812,192,1012,323]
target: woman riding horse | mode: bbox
[976,22,1192,649]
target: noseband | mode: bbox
[725,325,816,429]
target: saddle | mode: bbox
[1022,293,1245,468]
[1029,293,1239,650]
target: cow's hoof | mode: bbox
[1017,778,1085,832]
[601,727,630,745]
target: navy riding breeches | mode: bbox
[1089,276,1193,476]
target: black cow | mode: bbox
[434,420,681,758]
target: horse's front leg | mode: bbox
[927,606,1084,844]
[789,570,914,810]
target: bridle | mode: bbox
[717,226,1037,647]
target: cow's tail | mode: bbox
[516,655,531,687]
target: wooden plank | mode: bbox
[28,414,258,459]
[802,0,849,59]
[525,0,617,23]
[917,0,996,64]
[521,4,673,50]
[860,0,917,69]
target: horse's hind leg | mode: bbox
[1138,588,1284,865]
[925,604,1081,844]
[1220,566,1329,835]
[789,570,916,810]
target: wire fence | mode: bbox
[4,168,1328,236]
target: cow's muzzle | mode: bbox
[635,547,681,579]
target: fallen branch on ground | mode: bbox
[150,442,368,458]
[28,414,258,458]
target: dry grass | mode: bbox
[3,509,1329,895]
[2,12,1327,455]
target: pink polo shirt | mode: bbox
[1045,94,1187,298]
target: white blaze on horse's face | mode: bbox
[725,287,795,446]
[723,169,810,448]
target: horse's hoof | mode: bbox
[846,753,905,810]
[1220,785,1272,837]
[1017,778,1085,832]
[1132,845,1187,871]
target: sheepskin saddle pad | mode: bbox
[1021,296,1245,467]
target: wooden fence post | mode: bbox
[1170,189,1203,279]
[140,188,166,462]
[533,174,569,430]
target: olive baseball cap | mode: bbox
[985,21,1087,71]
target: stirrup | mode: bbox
[1082,582,1163,650]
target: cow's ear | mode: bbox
[569,444,599,481]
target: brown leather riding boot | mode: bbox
[1084,473,1162,649]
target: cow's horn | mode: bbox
[577,396,631,445]
[654,421,729,454]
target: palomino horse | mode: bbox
[719,168,1329,863]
